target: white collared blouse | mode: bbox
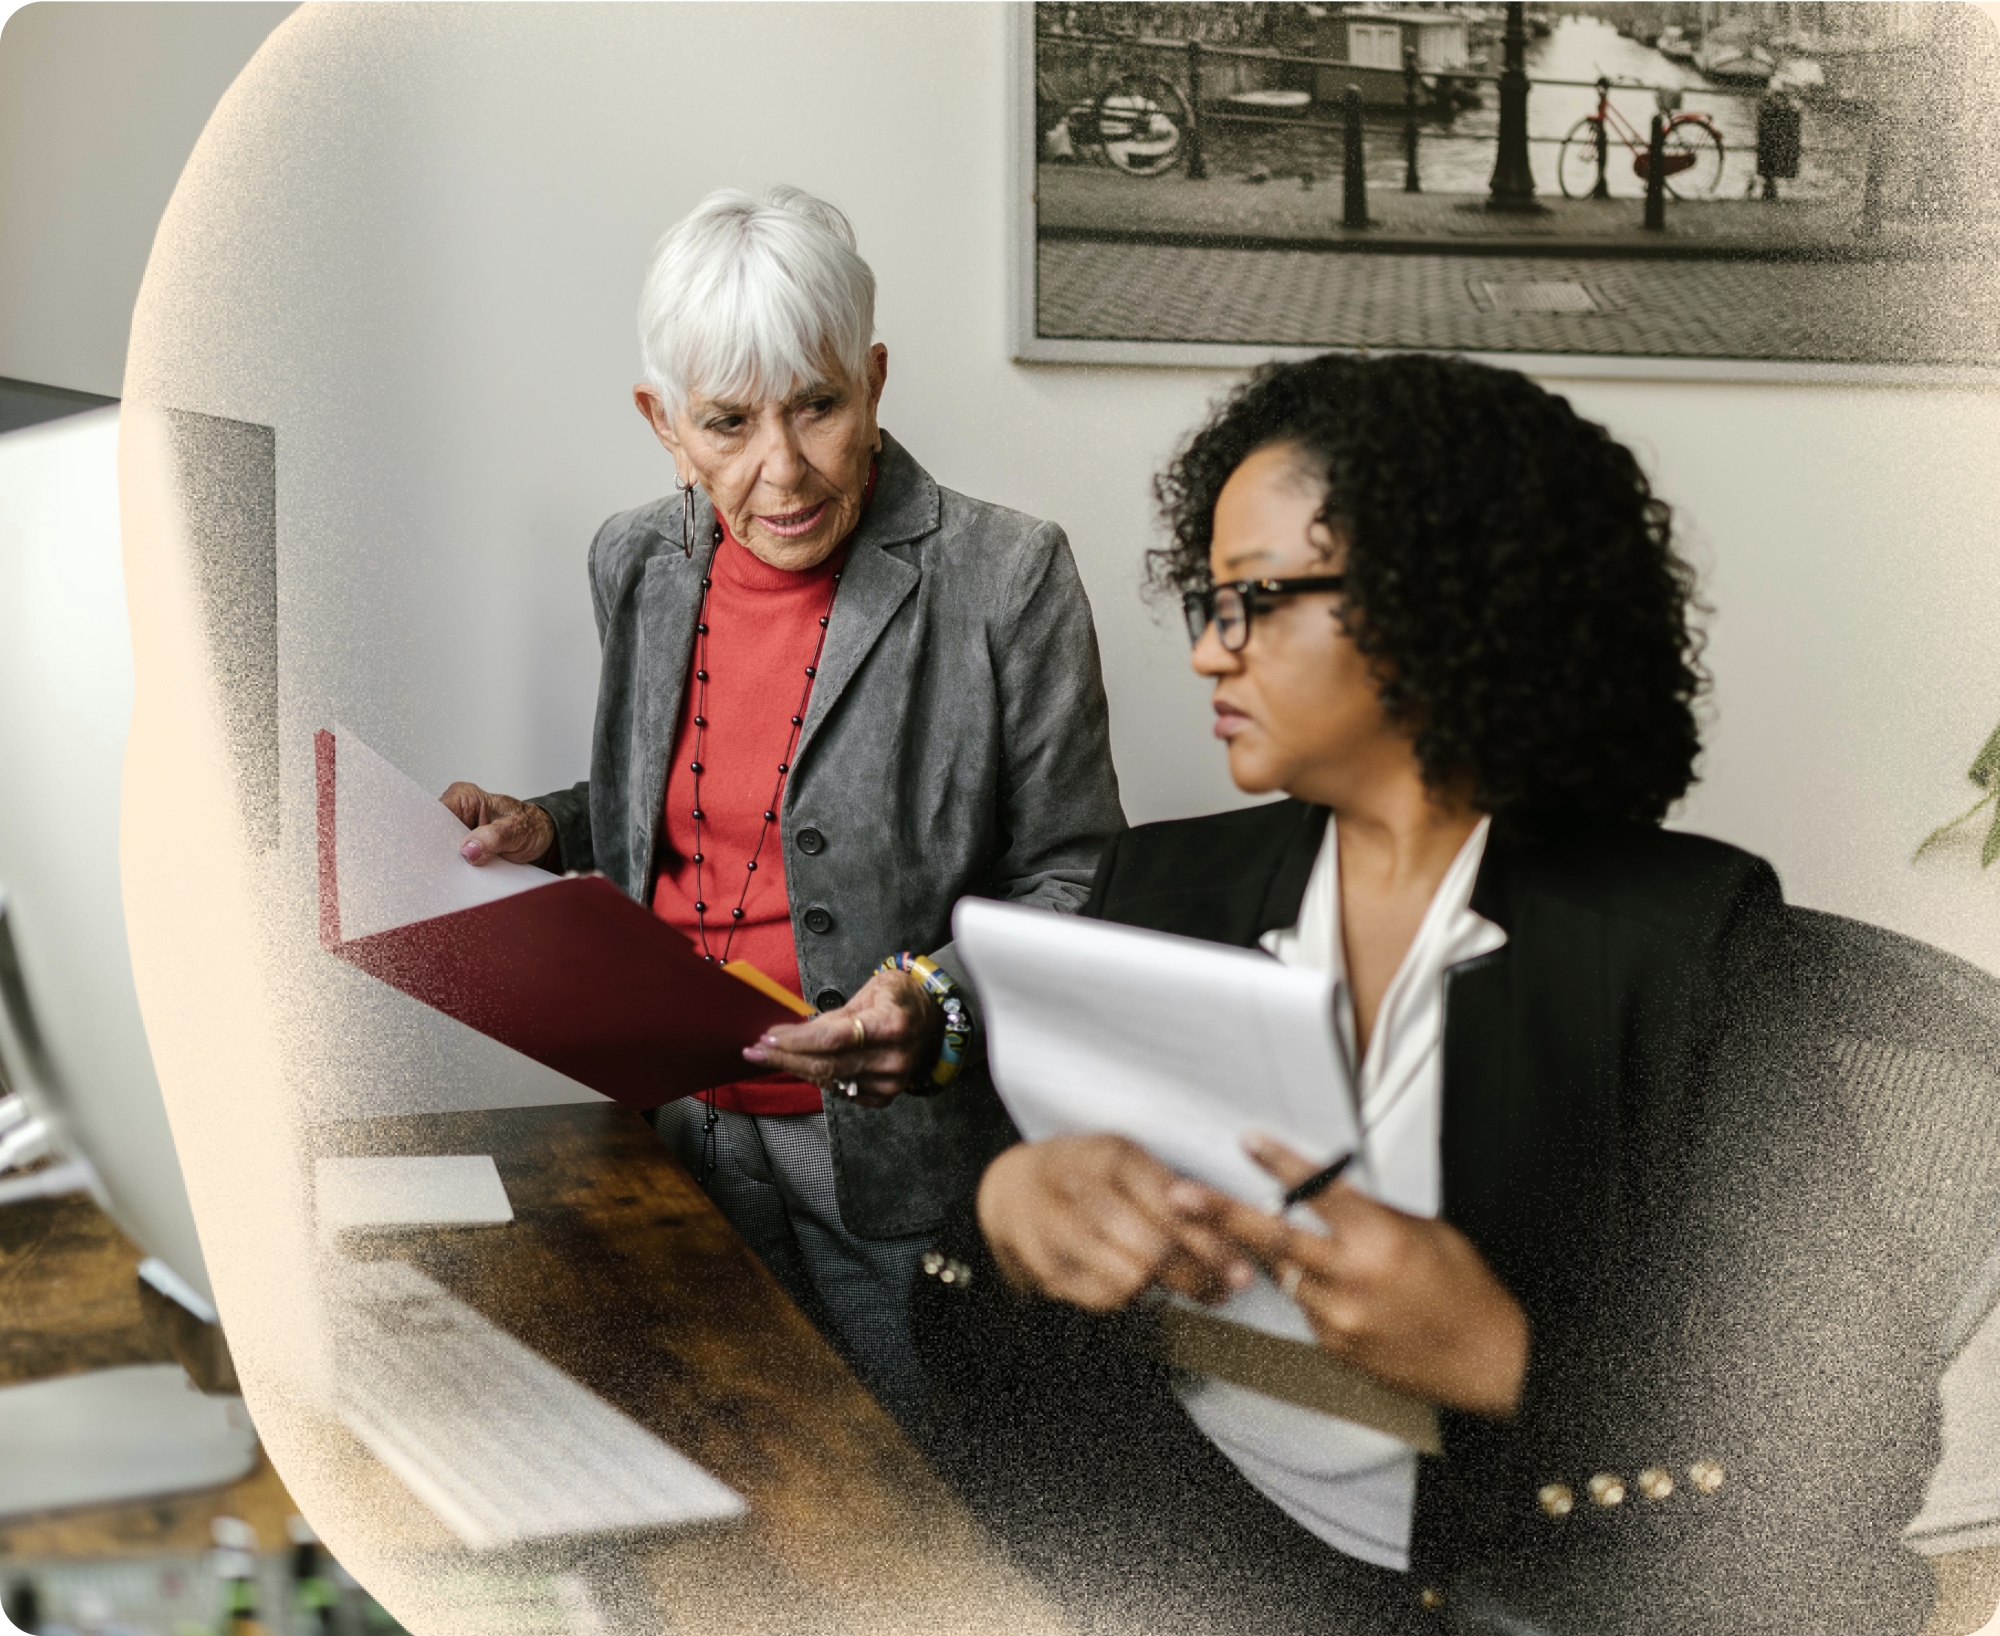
[1174,815,1506,1571]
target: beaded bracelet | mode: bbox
[875,951,974,1091]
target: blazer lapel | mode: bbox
[795,431,932,766]
[1254,803,1330,942]
[1441,828,1615,1319]
[1091,801,1328,948]
[1439,952,1523,1272]
[630,503,716,900]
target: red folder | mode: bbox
[315,728,809,1110]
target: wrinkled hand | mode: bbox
[440,783,556,868]
[1199,1134,1530,1420]
[976,1134,1256,1312]
[744,969,943,1109]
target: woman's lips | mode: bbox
[756,499,831,539]
[1213,701,1252,740]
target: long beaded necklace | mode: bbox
[685,536,844,967]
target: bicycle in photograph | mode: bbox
[1038,38,1194,178]
[1090,68,1194,176]
[1557,75,1725,200]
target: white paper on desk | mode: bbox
[954,898,1357,1344]
[315,1155,515,1245]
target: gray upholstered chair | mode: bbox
[1787,907,2000,1584]
[1457,908,2000,1633]
[1786,907,2000,1359]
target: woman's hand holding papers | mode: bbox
[443,783,557,868]
[977,1134,1256,1311]
[975,1131,1526,1417]
[1220,1134,1530,1421]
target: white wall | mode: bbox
[1651,383,2000,965]
[0,1,298,398]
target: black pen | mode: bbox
[1280,1150,1355,1210]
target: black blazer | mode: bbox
[916,801,1940,1635]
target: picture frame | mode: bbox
[1010,2,2000,385]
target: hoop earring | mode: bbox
[675,473,695,560]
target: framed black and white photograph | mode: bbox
[1015,2,2000,379]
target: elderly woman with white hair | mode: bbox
[442,185,1124,1427]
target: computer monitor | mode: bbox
[0,401,213,1306]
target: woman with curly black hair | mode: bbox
[1146,350,1704,827]
[914,354,1938,1636]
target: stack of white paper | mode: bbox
[315,1154,515,1245]
[954,897,1357,1344]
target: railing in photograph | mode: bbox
[1036,23,1872,234]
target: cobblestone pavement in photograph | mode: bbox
[1037,241,2000,364]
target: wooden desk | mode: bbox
[0,1192,299,1561]
[294,1100,1070,1636]
[3,1113,1996,1634]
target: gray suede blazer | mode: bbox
[532,431,1125,1237]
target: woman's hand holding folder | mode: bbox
[744,969,945,1108]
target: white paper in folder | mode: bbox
[953,897,1358,1344]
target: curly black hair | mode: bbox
[1151,352,1707,825]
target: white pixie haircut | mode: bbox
[638,185,877,417]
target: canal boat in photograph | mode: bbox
[1294,7,1480,109]
[1696,37,1777,88]
[1656,26,1696,65]
[1222,88,1313,118]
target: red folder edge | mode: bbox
[313,729,802,1110]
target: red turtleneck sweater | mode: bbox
[652,496,862,1115]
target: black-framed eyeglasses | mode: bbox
[1182,576,1347,652]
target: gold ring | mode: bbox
[1278,1263,1304,1300]
[851,1016,867,1048]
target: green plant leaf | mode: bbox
[1970,718,2000,789]
[1915,789,1997,862]
[1981,804,2000,867]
